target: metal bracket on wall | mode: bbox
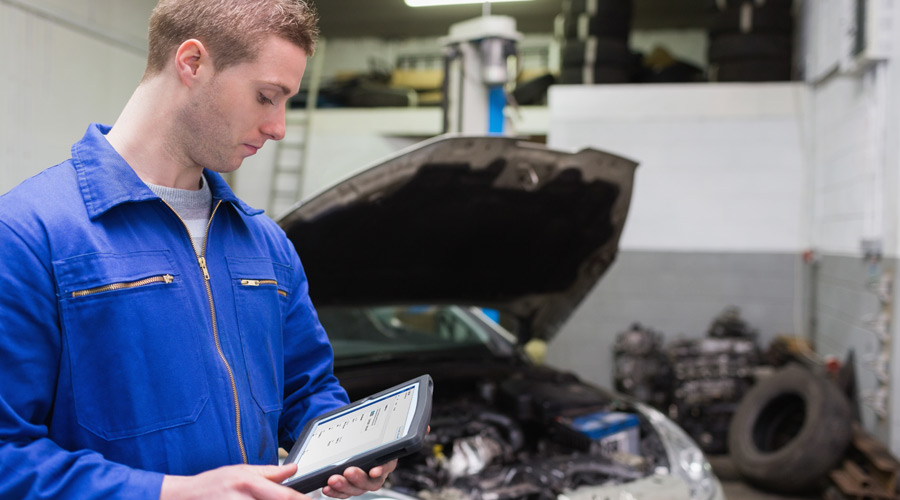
[860,260,893,420]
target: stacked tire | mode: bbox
[556,0,634,84]
[707,0,794,82]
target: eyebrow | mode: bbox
[257,80,293,96]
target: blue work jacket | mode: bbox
[0,124,350,499]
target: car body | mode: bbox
[278,135,725,500]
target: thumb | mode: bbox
[258,463,299,483]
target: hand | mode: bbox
[321,459,398,499]
[161,463,309,500]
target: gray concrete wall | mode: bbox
[545,250,802,390]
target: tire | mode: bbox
[557,11,631,40]
[564,0,632,17]
[707,0,793,12]
[728,364,851,493]
[712,59,792,81]
[560,65,631,84]
[709,2,794,36]
[708,34,792,62]
[561,37,632,67]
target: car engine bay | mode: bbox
[379,372,669,500]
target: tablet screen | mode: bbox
[286,382,420,481]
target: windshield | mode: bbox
[317,305,500,361]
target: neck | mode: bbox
[106,77,204,190]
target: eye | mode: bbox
[258,92,275,106]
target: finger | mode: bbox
[352,467,387,491]
[258,463,300,483]
[322,474,368,498]
[325,472,369,497]
[321,485,352,499]
[367,460,396,479]
[247,479,309,500]
[376,459,398,476]
[245,468,309,500]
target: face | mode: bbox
[176,35,307,173]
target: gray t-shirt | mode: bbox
[146,175,213,255]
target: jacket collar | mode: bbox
[72,123,264,220]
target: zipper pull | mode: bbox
[241,279,260,286]
[164,274,174,284]
[198,257,210,281]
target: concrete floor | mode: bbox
[709,455,820,500]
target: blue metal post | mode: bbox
[487,85,505,135]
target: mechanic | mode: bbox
[0,1,396,499]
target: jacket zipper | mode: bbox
[71,274,174,298]
[162,198,249,465]
[241,279,288,297]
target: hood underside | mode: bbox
[278,135,637,342]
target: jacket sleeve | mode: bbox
[278,249,350,449]
[0,220,164,499]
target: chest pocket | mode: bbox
[226,257,291,413]
[55,251,209,440]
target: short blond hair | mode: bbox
[145,0,318,76]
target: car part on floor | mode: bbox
[613,308,763,454]
[728,364,852,493]
[613,323,670,410]
[827,423,900,500]
[667,334,760,454]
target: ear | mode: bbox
[174,39,211,87]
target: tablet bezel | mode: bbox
[282,374,433,493]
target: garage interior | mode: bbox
[2,0,899,499]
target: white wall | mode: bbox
[0,0,152,196]
[799,0,900,450]
[802,0,899,258]
[802,67,898,446]
[808,69,894,256]
[543,83,809,393]
[547,83,809,254]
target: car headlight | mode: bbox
[634,403,723,500]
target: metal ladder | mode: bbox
[267,39,326,217]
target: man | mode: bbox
[0,1,395,498]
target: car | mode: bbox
[278,135,726,500]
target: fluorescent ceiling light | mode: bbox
[405,0,533,6]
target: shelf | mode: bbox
[288,106,549,137]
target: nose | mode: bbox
[261,105,286,141]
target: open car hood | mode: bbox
[278,135,637,342]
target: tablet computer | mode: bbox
[282,374,433,493]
